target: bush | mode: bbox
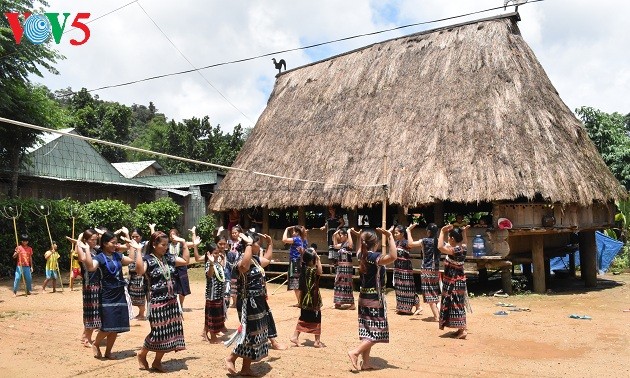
[132,197,182,236]
[83,199,132,232]
[195,214,217,252]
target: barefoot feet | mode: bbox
[225,357,237,375]
[137,354,149,370]
[289,337,300,347]
[91,343,102,359]
[347,351,360,371]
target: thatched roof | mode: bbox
[210,13,626,211]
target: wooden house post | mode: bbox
[578,231,598,287]
[532,234,546,293]
[349,207,358,228]
[262,207,269,235]
[434,201,444,226]
[298,206,306,227]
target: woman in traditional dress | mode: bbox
[78,231,133,359]
[134,230,190,371]
[319,206,344,268]
[438,224,469,339]
[168,229,191,310]
[193,241,227,343]
[332,228,356,309]
[224,232,274,375]
[407,223,441,321]
[282,225,307,304]
[290,246,324,348]
[392,225,422,315]
[128,228,148,320]
[347,228,397,371]
[71,229,100,347]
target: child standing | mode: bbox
[193,242,227,343]
[290,245,323,348]
[41,241,60,293]
[13,234,33,296]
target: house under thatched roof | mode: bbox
[209,12,625,212]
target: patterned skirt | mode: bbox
[439,274,467,330]
[233,295,270,361]
[144,296,186,352]
[358,292,389,343]
[100,286,130,333]
[128,273,147,307]
[296,308,321,335]
[82,283,101,329]
[267,308,278,339]
[333,261,355,305]
[393,265,419,314]
[287,259,300,290]
[205,298,226,333]
[173,266,191,296]
[420,269,441,303]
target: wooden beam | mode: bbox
[349,207,358,228]
[531,234,546,293]
[501,268,513,295]
[578,231,598,287]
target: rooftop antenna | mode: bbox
[504,0,528,11]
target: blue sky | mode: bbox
[21,0,629,131]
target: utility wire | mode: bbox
[135,1,254,125]
[83,0,543,93]
[0,116,385,188]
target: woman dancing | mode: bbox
[392,225,422,315]
[282,225,307,304]
[438,225,469,339]
[347,228,397,371]
[332,228,355,309]
[407,223,441,321]
[290,245,324,348]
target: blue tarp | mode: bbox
[550,231,624,274]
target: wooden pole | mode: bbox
[578,231,598,287]
[531,234,546,293]
[434,201,444,227]
[298,206,306,227]
[262,207,269,235]
[381,155,388,252]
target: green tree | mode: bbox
[1,0,65,197]
[576,106,630,190]
[83,199,132,232]
[67,88,132,162]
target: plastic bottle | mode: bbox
[472,234,486,257]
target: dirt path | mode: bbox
[1,271,629,377]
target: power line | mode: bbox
[135,1,254,125]
[83,0,544,93]
[0,116,385,189]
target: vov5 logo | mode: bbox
[4,12,91,45]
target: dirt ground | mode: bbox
[1,269,629,378]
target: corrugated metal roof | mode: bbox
[112,160,166,178]
[20,129,152,188]
[134,171,218,189]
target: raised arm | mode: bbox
[171,235,190,267]
[260,234,274,266]
[120,236,143,266]
[376,227,397,266]
[406,223,422,247]
[315,251,323,275]
[438,224,454,255]
[77,240,98,272]
[239,245,253,273]
[282,226,293,244]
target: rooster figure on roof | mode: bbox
[272,58,286,74]
[504,0,528,11]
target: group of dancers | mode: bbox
[14,213,470,374]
